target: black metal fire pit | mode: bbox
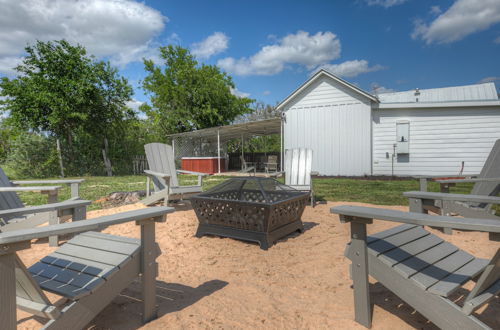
[191,177,309,250]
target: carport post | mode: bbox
[280,117,284,171]
[172,137,175,159]
[217,129,221,173]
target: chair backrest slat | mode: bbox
[144,143,179,190]
[472,139,500,196]
[0,167,24,211]
[268,155,278,164]
[285,148,313,187]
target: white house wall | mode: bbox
[284,102,372,176]
[283,75,367,109]
[372,107,500,176]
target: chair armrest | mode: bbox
[0,206,174,245]
[12,179,85,185]
[144,170,171,179]
[0,200,91,218]
[331,205,500,233]
[404,191,500,204]
[176,169,209,176]
[0,186,61,193]
[435,177,500,184]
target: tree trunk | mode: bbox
[102,137,113,176]
[56,138,65,178]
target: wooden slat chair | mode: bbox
[1,206,174,330]
[142,143,208,206]
[240,156,256,174]
[0,168,90,246]
[406,139,500,229]
[272,148,317,207]
[264,155,278,174]
[331,205,500,330]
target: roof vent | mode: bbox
[414,88,420,102]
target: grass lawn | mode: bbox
[15,174,476,211]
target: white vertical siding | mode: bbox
[284,102,372,176]
[372,107,500,176]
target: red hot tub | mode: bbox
[181,157,225,174]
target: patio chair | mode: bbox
[271,148,317,207]
[264,155,278,174]
[142,143,208,206]
[0,167,90,246]
[331,205,500,330]
[240,155,256,174]
[405,139,500,233]
[0,206,174,330]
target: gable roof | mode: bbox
[276,69,378,111]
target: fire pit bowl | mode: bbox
[191,177,309,250]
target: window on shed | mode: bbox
[396,121,409,154]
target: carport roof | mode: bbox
[167,117,282,142]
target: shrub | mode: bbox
[4,132,60,179]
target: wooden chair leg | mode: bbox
[0,253,17,330]
[140,221,158,323]
[350,221,372,328]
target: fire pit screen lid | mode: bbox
[196,177,303,204]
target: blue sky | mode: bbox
[1,0,500,111]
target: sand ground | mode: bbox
[17,202,499,330]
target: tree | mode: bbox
[141,45,253,135]
[0,40,133,175]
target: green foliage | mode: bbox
[4,132,60,179]
[0,40,133,140]
[0,120,19,163]
[227,102,282,153]
[141,45,253,135]
[0,40,136,177]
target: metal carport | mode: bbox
[167,117,283,173]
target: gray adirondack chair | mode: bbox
[272,148,317,206]
[142,143,208,206]
[407,139,500,222]
[264,155,278,174]
[0,206,174,330]
[0,168,89,246]
[240,155,256,174]
[331,205,500,330]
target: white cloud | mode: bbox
[230,87,250,98]
[126,99,147,119]
[126,99,144,112]
[0,56,22,77]
[411,0,500,44]
[0,0,166,75]
[478,77,500,84]
[365,0,408,8]
[370,83,396,94]
[191,32,229,59]
[218,31,341,76]
[263,90,271,96]
[316,60,384,78]
[430,6,442,15]
[167,33,181,45]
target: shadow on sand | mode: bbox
[19,279,228,329]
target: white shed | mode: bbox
[276,70,500,176]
